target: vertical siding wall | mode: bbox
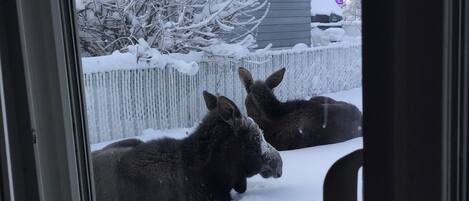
[84,44,361,143]
[255,0,312,48]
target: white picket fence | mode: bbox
[83,43,362,143]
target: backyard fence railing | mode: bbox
[83,43,362,143]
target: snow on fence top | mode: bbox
[81,39,204,75]
[83,41,361,143]
[81,40,360,75]
[81,37,258,75]
[81,51,204,75]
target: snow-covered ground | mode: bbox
[90,87,363,201]
[233,138,362,201]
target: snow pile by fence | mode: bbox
[83,42,362,143]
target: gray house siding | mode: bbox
[255,0,311,48]
[224,0,311,49]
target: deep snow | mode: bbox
[233,138,362,201]
[90,88,363,201]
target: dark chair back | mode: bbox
[323,149,363,201]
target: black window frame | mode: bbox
[0,0,93,200]
[0,1,40,201]
[363,1,468,201]
[0,0,467,201]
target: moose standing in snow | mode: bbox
[92,91,282,201]
[238,67,362,151]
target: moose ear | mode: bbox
[217,96,242,127]
[265,68,286,89]
[203,91,217,111]
[238,67,253,92]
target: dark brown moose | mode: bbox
[92,92,282,201]
[238,67,362,151]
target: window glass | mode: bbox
[74,0,363,200]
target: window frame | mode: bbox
[0,1,40,201]
[363,0,468,201]
[0,0,467,201]
[0,0,93,201]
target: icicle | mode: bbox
[322,98,328,129]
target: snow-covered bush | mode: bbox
[311,27,346,47]
[343,0,361,21]
[311,28,330,47]
[324,28,345,41]
[76,0,270,56]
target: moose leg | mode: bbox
[233,178,247,193]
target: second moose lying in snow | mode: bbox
[92,92,282,201]
[238,67,362,151]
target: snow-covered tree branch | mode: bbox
[76,0,270,56]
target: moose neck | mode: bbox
[181,113,233,170]
[251,92,283,117]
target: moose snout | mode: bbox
[260,145,283,178]
[270,155,282,178]
[275,167,282,178]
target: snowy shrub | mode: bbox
[311,28,330,47]
[343,0,361,21]
[324,28,345,42]
[75,0,270,56]
[310,27,346,47]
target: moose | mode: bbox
[92,91,282,201]
[238,67,362,150]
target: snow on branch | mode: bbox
[76,0,270,57]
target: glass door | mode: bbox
[74,0,364,200]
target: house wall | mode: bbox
[256,0,312,48]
